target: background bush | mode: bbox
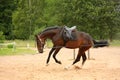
[7,44,14,48]
[0,31,5,43]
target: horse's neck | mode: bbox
[40,30,57,39]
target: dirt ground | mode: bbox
[0,47,120,80]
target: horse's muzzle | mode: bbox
[40,51,43,53]
[39,50,43,53]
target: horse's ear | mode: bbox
[35,35,39,42]
[35,35,37,37]
[35,35,39,39]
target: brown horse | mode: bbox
[35,26,93,66]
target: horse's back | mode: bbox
[79,31,92,40]
[78,31,93,46]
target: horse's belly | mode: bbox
[65,41,79,49]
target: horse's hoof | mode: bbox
[46,64,49,66]
[57,61,62,64]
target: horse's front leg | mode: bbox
[53,47,62,64]
[46,47,56,64]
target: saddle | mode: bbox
[62,26,77,41]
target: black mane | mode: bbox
[39,26,62,35]
[43,27,59,32]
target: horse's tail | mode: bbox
[93,40,97,48]
[93,40,109,48]
[92,40,97,44]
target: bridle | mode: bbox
[37,35,44,50]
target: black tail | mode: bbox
[93,40,109,48]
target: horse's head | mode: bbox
[35,35,45,53]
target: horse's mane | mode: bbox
[39,26,62,35]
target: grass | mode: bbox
[0,39,53,56]
[4,40,36,48]
[45,39,53,48]
[110,40,120,47]
[0,39,120,56]
[0,40,37,56]
[0,48,36,56]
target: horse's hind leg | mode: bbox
[72,54,81,65]
[82,53,87,65]
[72,48,82,65]
[53,48,62,64]
[46,47,56,64]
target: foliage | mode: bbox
[0,48,36,56]
[0,0,120,40]
[29,26,45,39]
[0,0,17,39]
[12,0,45,40]
[0,40,36,56]
[55,0,120,40]
[7,44,14,48]
[110,40,120,47]
[0,31,5,43]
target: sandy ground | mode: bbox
[0,47,120,80]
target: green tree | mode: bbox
[52,0,120,40]
[12,0,45,39]
[11,0,120,40]
[0,31,5,43]
[0,0,16,39]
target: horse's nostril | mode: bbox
[40,51,43,53]
[39,49,43,53]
